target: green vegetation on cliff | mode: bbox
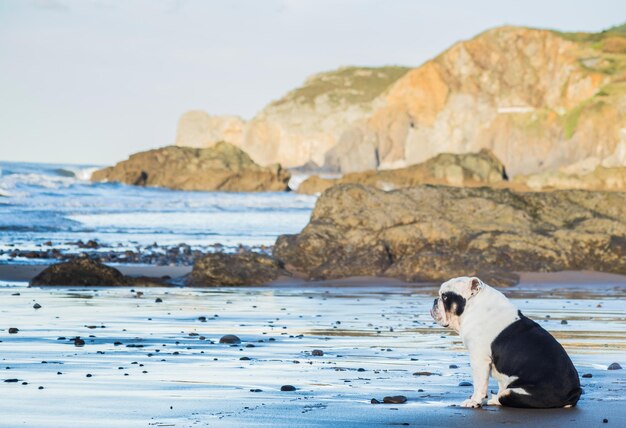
[270,66,410,107]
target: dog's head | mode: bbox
[430,276,484,331]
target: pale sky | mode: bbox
[1,0,625,165]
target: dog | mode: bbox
[430,276,582,408]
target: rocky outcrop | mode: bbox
[175,111,245,148]
[30,258,130,286]
[297,175,338,195]
[177,25,626,176]
[297,149,507,194]
[92,142,290,192]
[274,184,626,286]
[176,67,410,168]
[187,251,286,286]
[514,166,626,191]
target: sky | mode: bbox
[1,0,625,165]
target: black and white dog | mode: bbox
[430,276,582,408]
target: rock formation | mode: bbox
[274,184,626,286]
[187,251,286,286]
[30,258,129,286]
[297,149,507,194]
[91,142,290,192]
[177,25,626,176]
[176,67,410,168]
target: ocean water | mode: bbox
[0,161,316,254]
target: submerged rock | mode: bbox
[30,258,129,287]
[91,142,290,192]
[608,363,622,370]
[275,184,626,286]
[187,252,286,286]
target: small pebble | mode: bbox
[608,363,622,370]
[449,364,458,369]
[240,357,251,361]
[383,395,407,404]
[155,298,163,303]
[312,349,324,356]
[582,373,592,378]
[74,338,86,347]
[371,398,381,404]
[603,419,608,423]
[33,303,42,309]
[280,385,296,391]
[8,328,19,334]
[458,381,473,387]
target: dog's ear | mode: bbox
[469,277,483,297]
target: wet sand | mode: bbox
[0,277,624,427]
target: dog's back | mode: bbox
[491,311,582,408]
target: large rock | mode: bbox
[91,142,290,192]
[30,258,129,286]
[177,25,626,176]
[187,252,286,286]
[274,184,626,286]
[297,149,507,194]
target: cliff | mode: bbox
[177,24,626,177]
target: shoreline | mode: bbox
[2,262,625,291]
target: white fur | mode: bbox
[432,277,521,408]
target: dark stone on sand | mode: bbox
[280,385,296,391]
[561,320,568,325]
[371,398,380,404]
[603,419,609,423]
[4,379,19,383]
[219,334,241,344]
[187,251,287,286]
[383,395,407,404]
[608,362,622,370]
[312,349,324,356]
[155,298,163,303]
[86,374,92,377]
[8,328,19,334]
[250,389,263,392]
[413,371,437,376]
[449,364,458,369]
[240,357,251,361]
[74,338,85,347]
[33,303,42,309]
[357,368,366,372]
[30,258,129,286]
[198,316,207,322]
[458,381,473,387]
[582,373,593,378]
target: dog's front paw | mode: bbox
[460,398,482,408]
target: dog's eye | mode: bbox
[442,295,447,301]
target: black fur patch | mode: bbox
[491,312,581,408]
[442,292,466,316]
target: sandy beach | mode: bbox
[1,272,624,427]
